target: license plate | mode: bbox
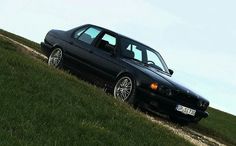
[176,105,196,116]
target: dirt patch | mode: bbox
[146,115,226,146]
[0,34,47,60]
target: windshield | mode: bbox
[121,37,170,74]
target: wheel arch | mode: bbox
[46,44,64,56]
[115,69,154,88]
[52,44,64,51]
[115,71,140,87]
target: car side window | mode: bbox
[73,27,87,39]
[132,45,142,61]
[78,27,101,44]
[124,44,142,61]
[147,50,165,71]
[97,33,117,53]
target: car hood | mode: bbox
[122,59,209,102]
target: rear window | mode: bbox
[73,27,87,39]
[78,27,101,44]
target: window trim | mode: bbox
[71,26,89,39]
[120,37,171,75]
[71,26,103,46]
[94,31,118,53]
[78,27,102,45]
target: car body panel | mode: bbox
[41,24,210,122]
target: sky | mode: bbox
[0,0,235,115]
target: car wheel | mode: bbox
[113,76,136,104]
[48,48,63,68]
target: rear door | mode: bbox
[63,26,102,73]
[88,32,124,82]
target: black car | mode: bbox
[41,24,209,123]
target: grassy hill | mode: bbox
[0,29,41,53]
[189,107,236,146]
[0,34,192,145]
[1,30,236,146]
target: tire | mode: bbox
[48,48,63,68]
[113,75,136,105]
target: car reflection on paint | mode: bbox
[41,24,209,123]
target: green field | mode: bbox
[189,107,236,146]
[0,29,41,53]
[0,36,192,145]
[1,30,236,146]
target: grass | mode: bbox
[188,107,236,146]
[0,29,41,53]
[0,38,192,145]
[1,29,236,146]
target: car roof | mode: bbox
[86,24,157,52]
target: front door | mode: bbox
[63,26,102,77]
[89,32,124,84]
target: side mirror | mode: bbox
[169,69,174,75]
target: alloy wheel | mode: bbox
[114,76,133,101]
[48,48,62,67]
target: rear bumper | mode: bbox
[40,42,52,57]
[136,87,209,122]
